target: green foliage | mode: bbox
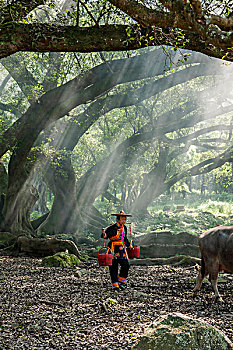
[130,193,233,236]
[198,199,233,215]
[30,210,40,220]
[213,163,233,190]
[171,181,190,194]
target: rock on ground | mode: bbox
[132,313,233,350]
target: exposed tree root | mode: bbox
[130,255,201,267]
[16,236,81,258]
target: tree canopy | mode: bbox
[1,1,233,240]
[0,0,233,61]
[1,45,233,238]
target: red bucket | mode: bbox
[98,247,113,266]
[127,242,140,259]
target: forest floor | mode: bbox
[0,255,233,350]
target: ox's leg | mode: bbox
[202,256,222,301]
[209,269,221,300]
[193,270,205,293]
[193,257,208,294]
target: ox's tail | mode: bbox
[200,256,205,278]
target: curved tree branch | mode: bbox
[0,20,232,62]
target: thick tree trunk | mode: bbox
[121,183,126,207]
[38,156,79,235]
[125,179,140,210]
[78,205,107,238]
[130,145,169,214]
[130,178,166,214]
[0,162,7,195]
[32,181,49,215]
[2,183,39,236]
[39,152,107,236]
[1,139,41,236]
[0,162,7,223]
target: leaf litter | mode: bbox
[0,255,233,349]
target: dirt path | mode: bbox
[0,256,233,349]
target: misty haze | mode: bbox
[1,0,233,349]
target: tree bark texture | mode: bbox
[0,14,232,62]
[0,162,7,195]
[38,156,79,235]
[2,183,39,237]
[131,145,169,213]
[16,236,81,257]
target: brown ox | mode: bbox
[193,225,233,299]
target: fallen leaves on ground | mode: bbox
[0,255,233,349]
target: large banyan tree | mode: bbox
[0,1,233,254]
[0,47,233,241]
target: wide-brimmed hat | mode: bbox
[111,209,132,217]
